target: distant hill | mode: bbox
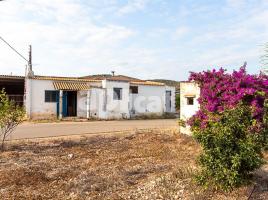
[149,79,180,91]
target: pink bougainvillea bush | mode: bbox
[188,66,268,130]
[188,67,268,191]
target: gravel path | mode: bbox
[12,119,178,140]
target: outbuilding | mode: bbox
[0,75,25,106]
[179,81,200,135]
[1,70,176,120]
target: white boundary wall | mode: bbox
[180,82,200,135]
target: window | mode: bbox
[113,88,122,100]
[186,97,194,105]
[45,90,59,102]
[130,86,138,94]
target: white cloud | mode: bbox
[174,27,189,39]
[0,0,136,77]
[117,0,149,15]
[187,2,268,74]
[226,0,246,8]
[0,0,267,81]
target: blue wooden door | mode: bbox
[62,91,68,117]
[56,92,59,117]
[56,91,68,118]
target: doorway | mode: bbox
[57,91,77,117]
[165,91,172,112]
[66,91,77,117]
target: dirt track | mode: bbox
[12,119,178,140]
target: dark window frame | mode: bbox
[113,88,122,100]
[45,90,59,103]
[186,97,194,105]
[130,86,138,94]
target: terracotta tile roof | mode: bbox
[32,76,100,82]
[0,75,25,80]
[81,74,164,86]
[0,74,166,86]
[80,74,142,82]
[184,94,196,97]
[130,81,165,86]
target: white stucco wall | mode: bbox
[130,85,166,116]
[28,79,101,119]
[88,81,102,87]
[102,80,130,119]
[89,88,107,119]
[30,79,58,119]
[180,82,200,135]
[76,83,176,119]
[77,90,87,118]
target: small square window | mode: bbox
[130,86,138,94]
[187,97,194,105]
[45,91,59,102]
[113,88,122,100]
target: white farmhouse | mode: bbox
[1,71,175,120]
[180,82,200,135]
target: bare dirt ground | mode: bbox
[1,129,268,200]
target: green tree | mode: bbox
[0,89,25,150]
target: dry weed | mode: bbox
[0,129,267,199]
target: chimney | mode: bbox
[27,45,34,77]
[29,45,32,71]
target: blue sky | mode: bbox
[0,0,267,81]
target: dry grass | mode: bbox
[0,129,268,199]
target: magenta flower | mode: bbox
[188,66,268,131]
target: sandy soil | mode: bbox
[0,129,268,200]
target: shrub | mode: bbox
[193,104,266,191]
[188,67,268,191]
[175,94,180,110]
[0,89,25,150]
